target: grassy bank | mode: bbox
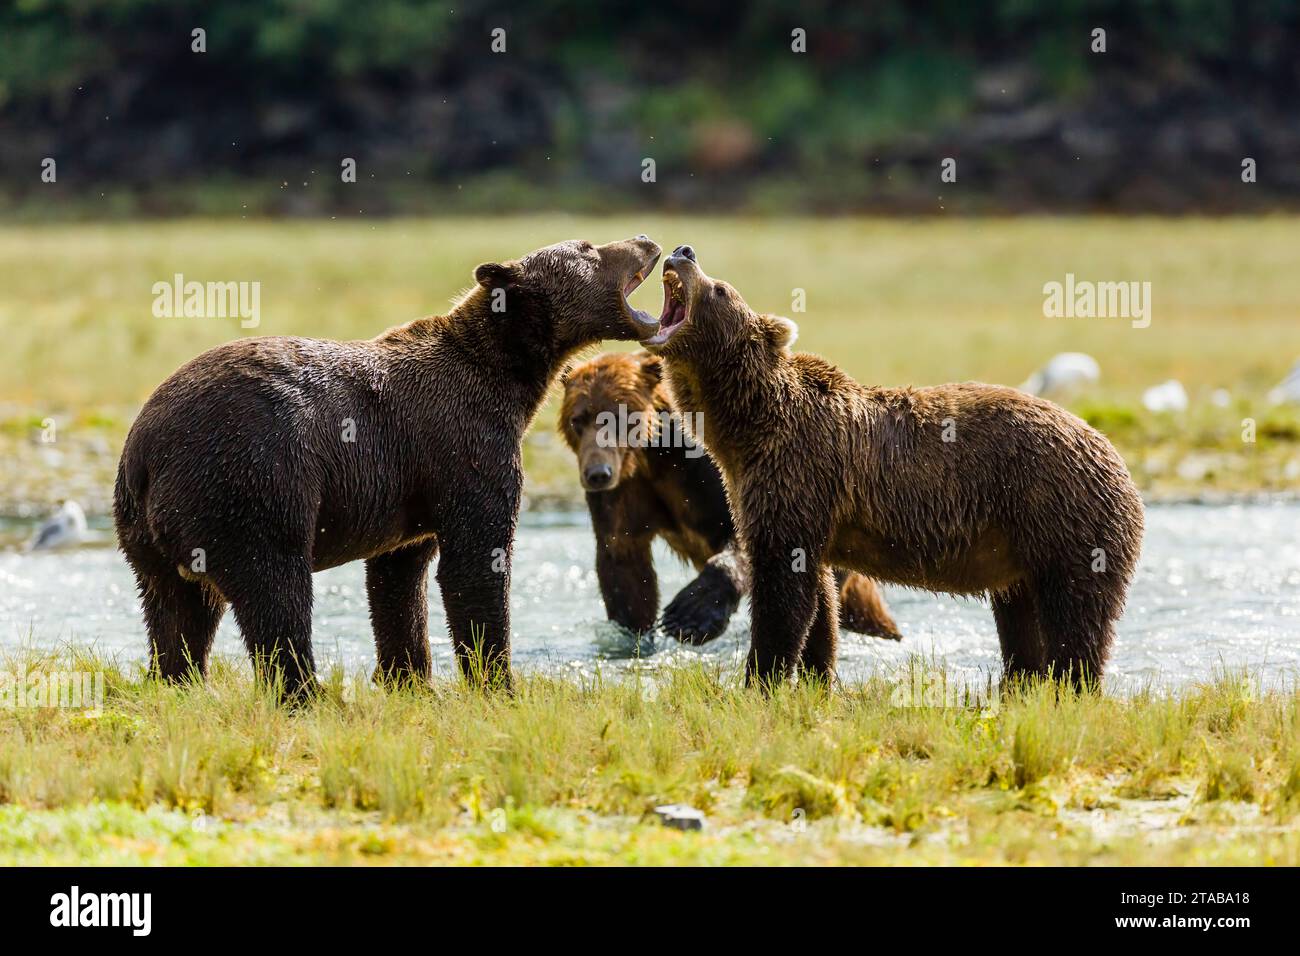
[2,651,1298,865]
[1,216,1297,514]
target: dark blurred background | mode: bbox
[2,0,1299,217]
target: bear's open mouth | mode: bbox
[623,270,646,298]
[643,268,688,346]
[622,263,661,334]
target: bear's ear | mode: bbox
[763,315,799,351]
[474,262,518,290]
[639,352,664,385]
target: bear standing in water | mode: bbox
[644,246,1144,690]
[560,351,902,644]
[115,236,662,697]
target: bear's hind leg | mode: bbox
[366,539,438,688]
[139,568,226,682]
[798,567,840,684]
[120,534,225,682]
[1033,573,1112,692]
[991,584,1045,688]
[836,570,901,640]
[222,556,316,701]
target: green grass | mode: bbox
[4,215,1300,406]
[1,216,1298,512]
[2,649,1299,865]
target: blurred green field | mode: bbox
[1,216,1297,511]
[4,215,1300,403]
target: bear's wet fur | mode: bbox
[645,246,1144,690]
[559,350,901,644]
[114,236,662,697]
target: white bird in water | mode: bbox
[1019,352,1100,402]
[26,500,89,551]
[1268,360,1300,405]
[1142,380,1189,413]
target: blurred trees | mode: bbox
[2,0,1297,214]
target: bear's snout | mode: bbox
[583,462,615,490]
[670,245,696,262]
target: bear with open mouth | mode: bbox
[643,245,1145,690]
[114,236,662,698]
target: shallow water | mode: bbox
[1,503,1298,691]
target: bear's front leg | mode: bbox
[366,538,439,688]
[586,488,661,635]
[660,546,747,644]
[594,531,659,634]
[745,532,825,688]
[436,515,514,690]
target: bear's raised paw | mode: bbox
[660,564,742,645]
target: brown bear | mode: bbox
[114,236,662,697]
[644,245,1144,690]
[559,350,902,644]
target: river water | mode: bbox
[1,503,1297,691]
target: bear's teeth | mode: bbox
[662,274,685,304]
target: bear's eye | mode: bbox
[714,286,727,297]
[569,413,589,431]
